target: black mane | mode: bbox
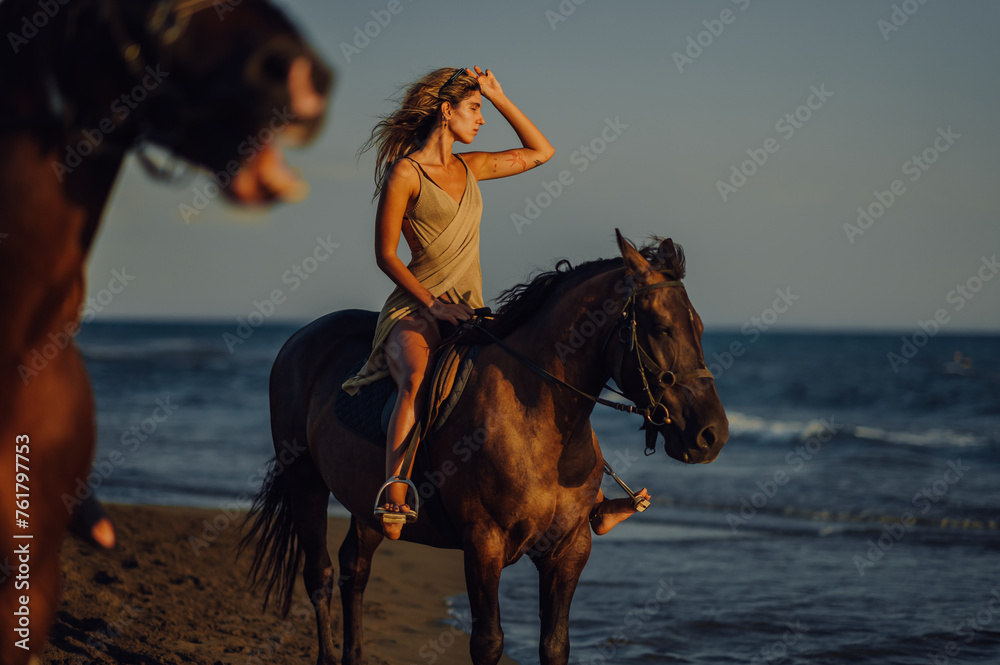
[486,238,685,338]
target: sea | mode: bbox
[77,321,1000,665]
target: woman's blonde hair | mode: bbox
[359,67,480,199]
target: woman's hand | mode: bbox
[427,298,474,325]
[467,66,503,102]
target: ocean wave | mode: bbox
[726,411,827,442]
[79,337,228,360]
[851,425,989,448]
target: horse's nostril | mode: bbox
[261,53,291,83]
[697,425,717,449]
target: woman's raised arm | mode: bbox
[463,67,555,181]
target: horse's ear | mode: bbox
[657,238,678,267]
[615,228,650,278]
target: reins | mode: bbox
[465,279,715,431]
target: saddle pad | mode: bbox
[333,345,482,447]
[334,357,396,444]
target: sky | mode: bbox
[87,0,1000,332]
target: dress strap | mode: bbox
[403,156,431,180]
[404,155,469,186]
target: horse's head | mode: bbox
[613,230,729,463]
[48,0,333,202]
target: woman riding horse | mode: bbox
[342,66,649,539]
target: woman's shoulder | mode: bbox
[386,157,421,184]
[380,158,421,207]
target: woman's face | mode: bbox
[446,91,485,144]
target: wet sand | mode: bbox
[44,503,518,665]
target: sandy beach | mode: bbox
[44,503,518,665]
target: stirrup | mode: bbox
[373,476,419,524]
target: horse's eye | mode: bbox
[656,326,673,338]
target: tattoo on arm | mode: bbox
[533,159,541,167]
[506,152,527,171]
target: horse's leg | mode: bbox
[463,543,506,665]
[337,516,383,665]
[288,469,338,665]
[534,527,592,665]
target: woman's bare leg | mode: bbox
[590,487,651,536]
[381,313,440,539]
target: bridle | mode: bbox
[467,277,714,453]
[604,280,715,428]
[99,0,237,180]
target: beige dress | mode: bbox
[341,154,484,394]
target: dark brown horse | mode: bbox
[0,0,331,662]
[245,231,729,665]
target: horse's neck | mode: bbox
[505,267,626,409]
[0,129,126,354]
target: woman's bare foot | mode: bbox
[590,488,650,536]
[378,502,412,540]
[377,479,416,540]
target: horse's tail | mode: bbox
[239,456,304,617]
[240,311,367,616]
